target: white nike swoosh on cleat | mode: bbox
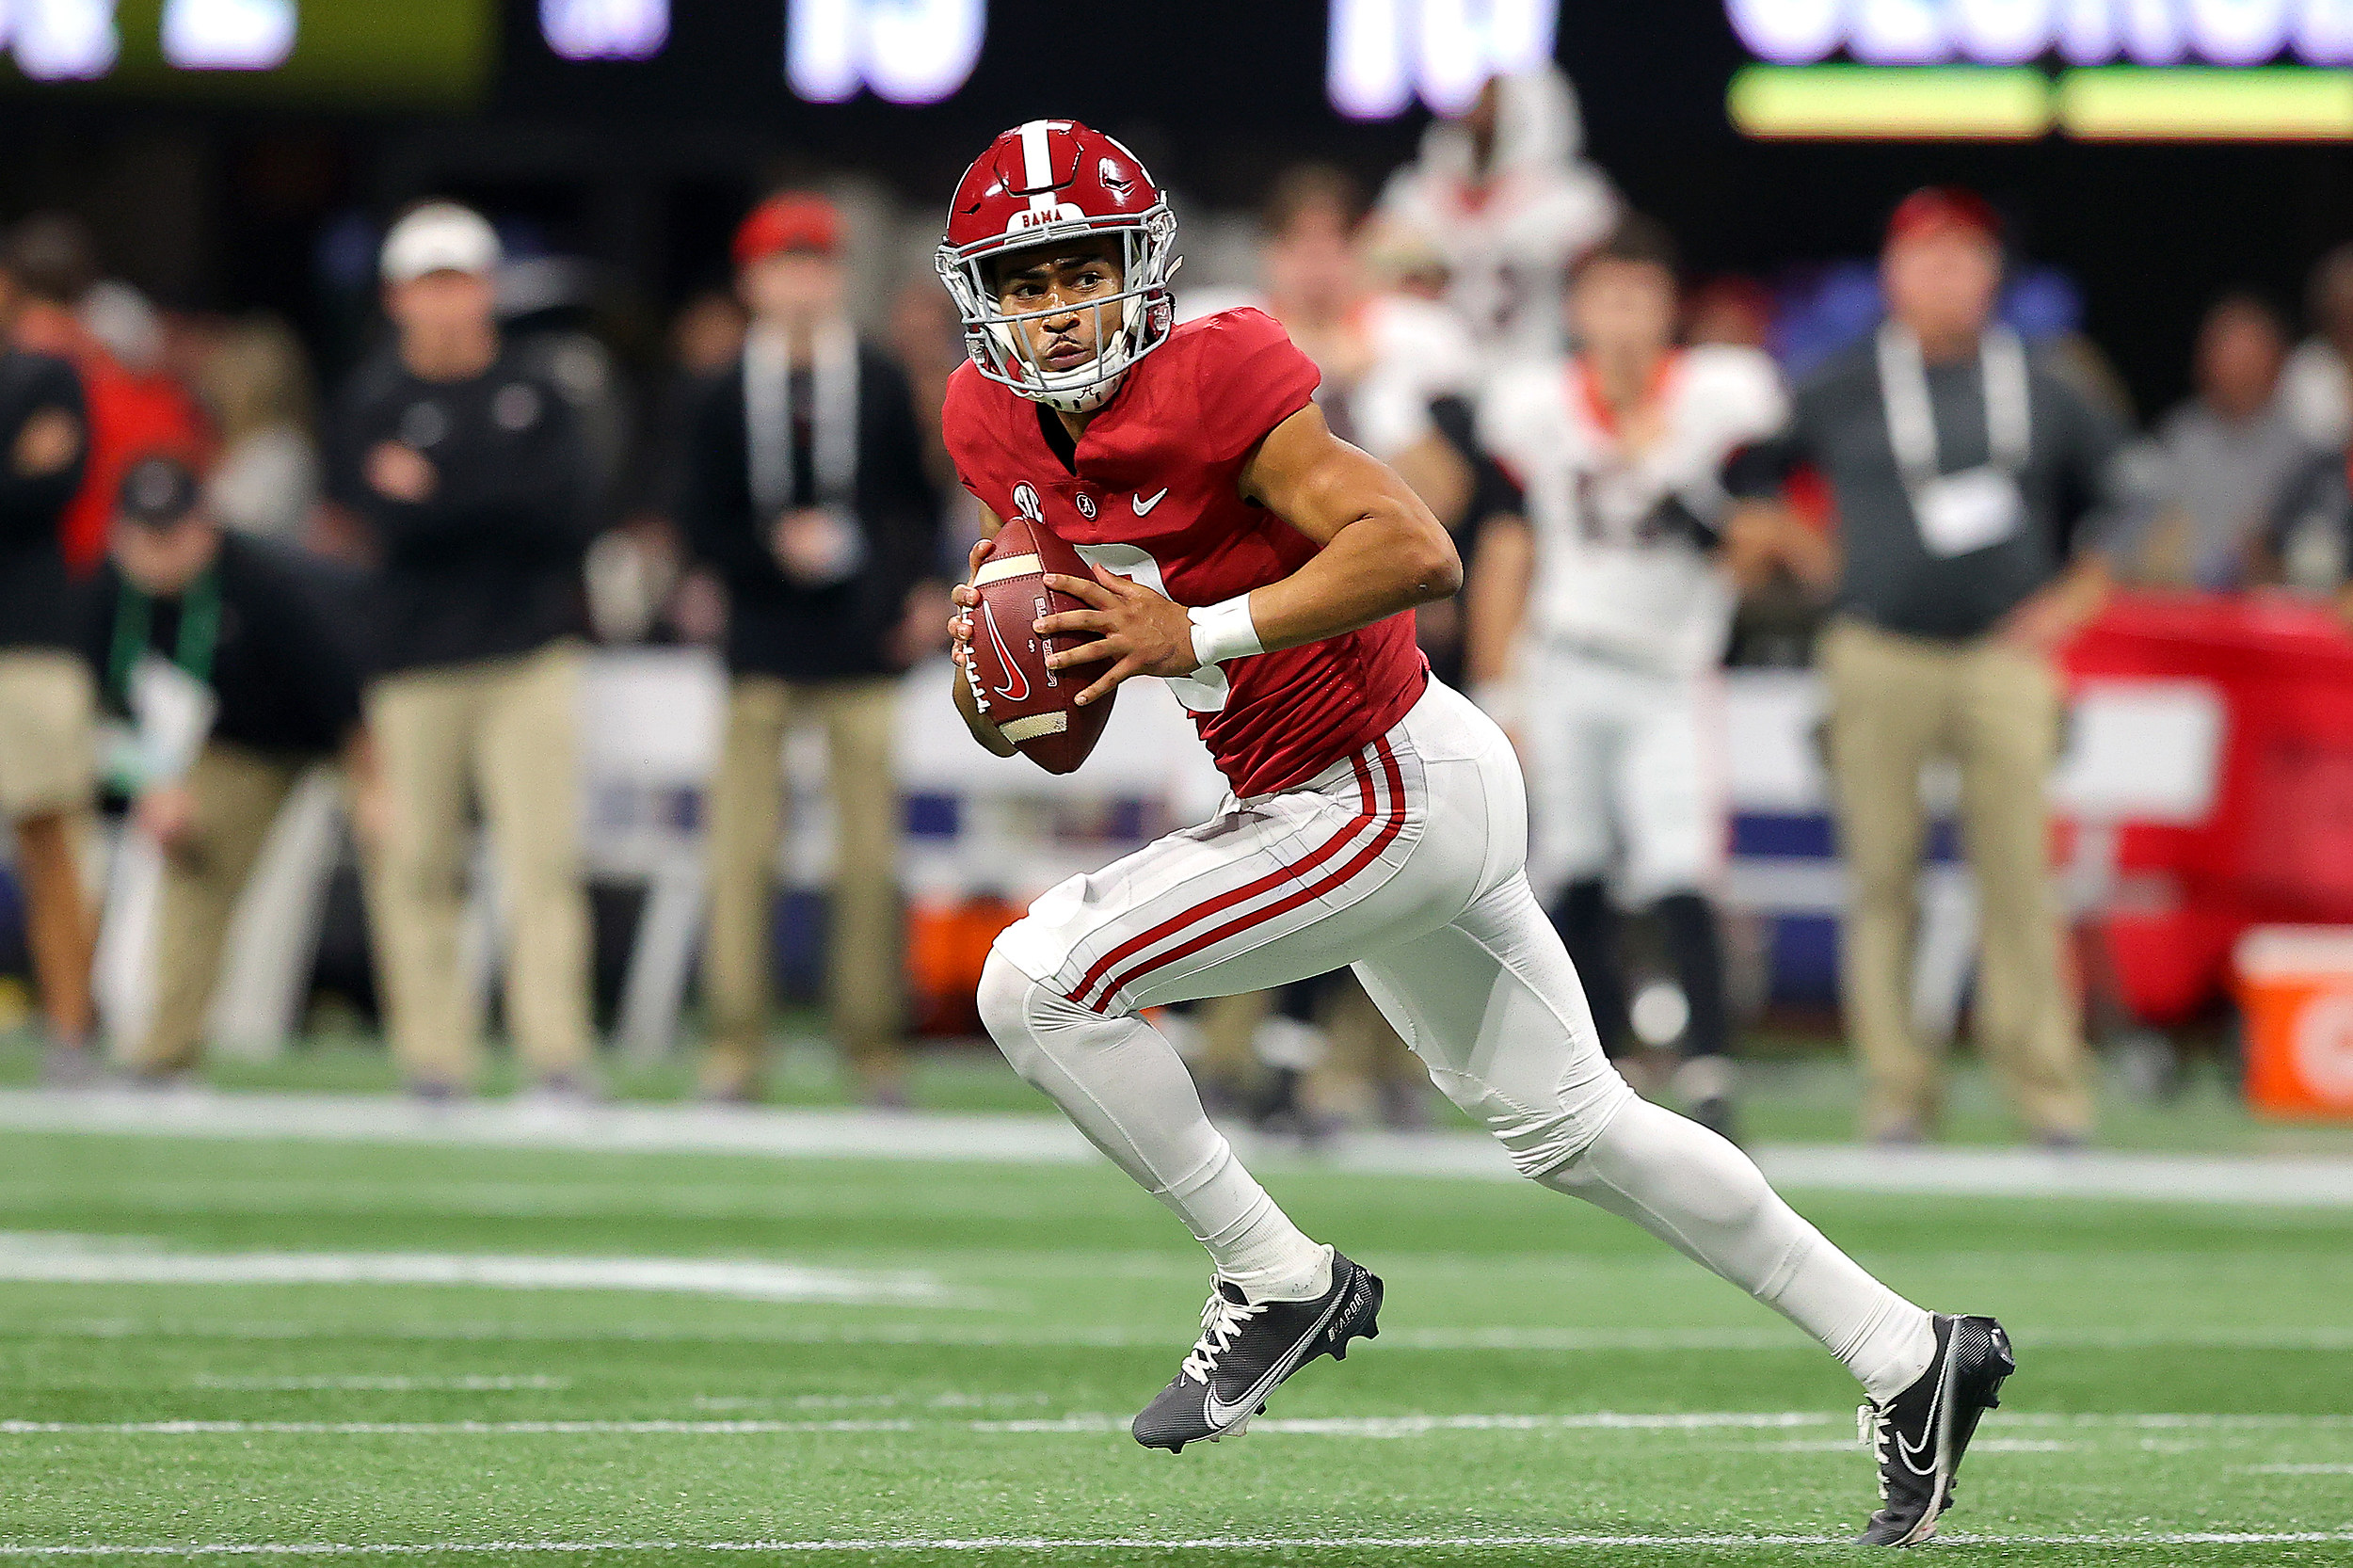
[1897,1355,1953,1476]
[1202,1289,1350,1431]
[1133,488,1170,515]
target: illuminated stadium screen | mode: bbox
[6,0,2347,144]
[0,0,493,104]
[1726,0,2353,139]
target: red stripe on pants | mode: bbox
[1064,745,1383,1012]
[1084,738,1409,1014]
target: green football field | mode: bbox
[3,1110,2350,1566]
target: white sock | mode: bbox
[1541,1097,1937,1403]
[978,956,1329,1302]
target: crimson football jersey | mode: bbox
[944,309,1429,798]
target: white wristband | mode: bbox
[1187,594,1264,668]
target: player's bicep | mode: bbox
[1239,403,1414,547]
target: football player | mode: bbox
[1468,216,1789,1140]
[938,120,2009,1545]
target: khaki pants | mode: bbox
[0,650,96,821]
[1818,616,2092,1139]
[701,675,904,1091]
[366,645,592,1088]
[139,742,312,1074]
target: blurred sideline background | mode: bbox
[6,0,2353,1150]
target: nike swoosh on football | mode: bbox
[981,600,1030,702]
[1133,488,1170,515]
[1202,1290,1349,1429]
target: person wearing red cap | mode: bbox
[1727,187,2132,1150]
[680,191,944,1104]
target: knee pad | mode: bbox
[1425,1061,1636,1181]
[977,940,1110,1089]
[976,945,1043,1076]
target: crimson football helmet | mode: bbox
[936,119,1179,414]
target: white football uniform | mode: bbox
[1176,286,1478,460]
[1478,344,1789,904]
[1375,67,1618,373]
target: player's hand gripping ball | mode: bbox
[952,514,1115,775]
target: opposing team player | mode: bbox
[1468,216,1785,1140]
[936,120,2010,1545]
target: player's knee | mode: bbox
[976,946,1039,1067]
[1425,1062,1637,1181]
[978,940,1095,1089]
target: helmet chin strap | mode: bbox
[1032,367,1126,415]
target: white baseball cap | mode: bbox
[380,201,501,284]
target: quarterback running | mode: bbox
[936,119,2011,1545]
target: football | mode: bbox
[963,511,1114,775]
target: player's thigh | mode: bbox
[1353,871,1629,1175]
[1613,672,1724,904]
[990,789,1336,1006]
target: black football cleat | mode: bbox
[1858,1314,2016,1546]
[1131,1249,1383,1453]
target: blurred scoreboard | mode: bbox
[10,1,2337,143]
[0,0,492,104]
[1726,0,2353,139]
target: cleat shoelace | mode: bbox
[1860,1403,1892,1503]
[1179,1288,1265,1384]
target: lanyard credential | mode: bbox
[744,318,860,520]
[1874,323,2031,488]
[108,568,221,705]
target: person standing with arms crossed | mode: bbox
[0,302,93,1082]
[326,202,599,1100]
[1726,189,2129,1146]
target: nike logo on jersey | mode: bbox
[980,600,1030,702]
[1133,488,1170,516]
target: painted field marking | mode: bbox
[189,1376,569,1393]
[19,1317,2353,1355]
[0,1236,952,1307]
[3,1532,2353,1556]
[0,1412,2344,1439]
[6,1086,2353,1207]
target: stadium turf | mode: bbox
[1,1124,2349,1565]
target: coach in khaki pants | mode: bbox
[681,194,942,1103]
[0,335,96,1081]
[328,204,599,1096]
[1728,188,2132,1144]
[84,457,369,1077]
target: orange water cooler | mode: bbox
[2233,927,2353,1119]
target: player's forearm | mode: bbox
[1239,506,1461,658]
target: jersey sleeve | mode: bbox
[938,361,999,510]
[1188,309,1322,465]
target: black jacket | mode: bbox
[679,339,941,680]
[0,348,89,652]
[82,534,365,758]
[327,346,594,677]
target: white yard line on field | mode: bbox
[0,1411,2342,1439]
[24,1317,2353,1355]
[0,1235,952,1308]
[188,1377,569,1393]
[4,1532,2353,1556]
[5,1087,2352,1207]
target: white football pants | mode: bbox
[979,678,1933,1401]
[1520,644,1725,907]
